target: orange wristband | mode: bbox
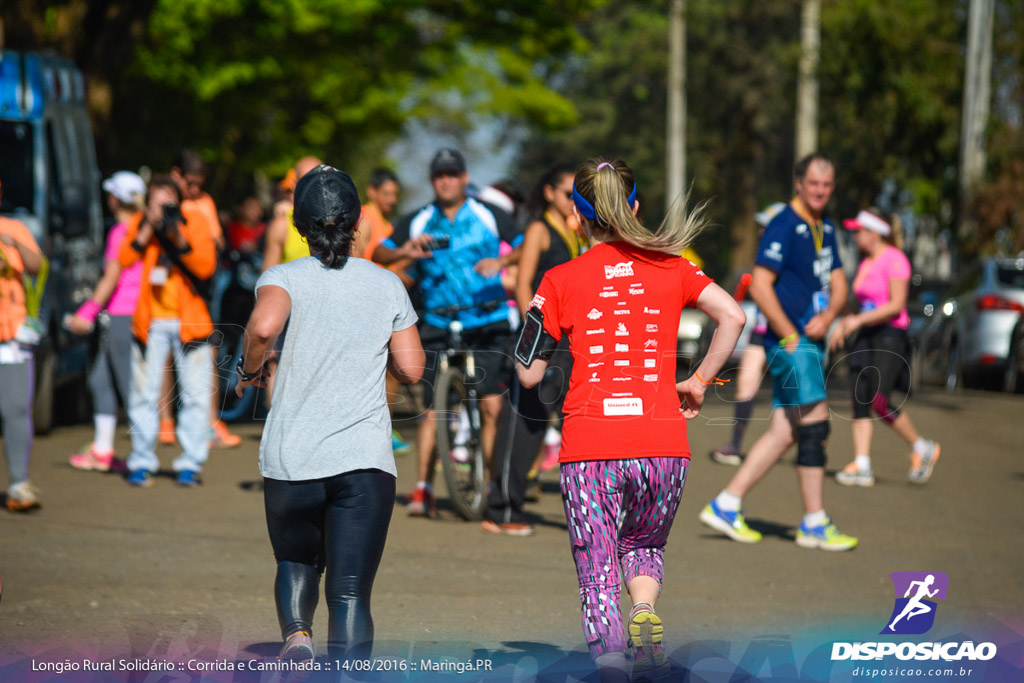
[695,371,729,386]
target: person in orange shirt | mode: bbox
[358,168,415,453]
[362,169,399,253]
[119,175,217,487]
[169,149,242,448]
[0,178,45,511]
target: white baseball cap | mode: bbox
[102,171,146,204]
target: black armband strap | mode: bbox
[535,331,558,361]
[514,307,559,367]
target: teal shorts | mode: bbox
[767,336,828,409]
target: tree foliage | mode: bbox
[518,0,1019,275]
[2,0,602,193]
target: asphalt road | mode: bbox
[1,383,1022,682]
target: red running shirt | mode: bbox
[533,241,712,463]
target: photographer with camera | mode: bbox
[118,175,217,487]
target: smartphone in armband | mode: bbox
[515,307,545,366]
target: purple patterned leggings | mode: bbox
[559,457,688,658]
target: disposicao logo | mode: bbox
[831,571,997,663]
[882,571,948,635]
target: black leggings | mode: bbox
[848,326,911,422]
[264,469,395,661]
[486,345,572,524]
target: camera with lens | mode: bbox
[156,203,183,234]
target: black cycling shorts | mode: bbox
[418,319,513,410]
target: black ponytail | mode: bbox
[292,164,362,269]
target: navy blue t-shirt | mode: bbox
[754,202,842,346]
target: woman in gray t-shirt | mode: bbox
[235,165,424,665]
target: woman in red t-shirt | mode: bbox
[516,158,745,679]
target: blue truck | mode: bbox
[1,51,104,433]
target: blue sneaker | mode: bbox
[127,470,153,487]
[176,470,201,487]
[699,499,762,543]
[796,516,858,551]
[391,430,412,455]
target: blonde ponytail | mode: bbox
[888,213,904,250]
[573,157,707,255]
[867,206,905,250]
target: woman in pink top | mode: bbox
[829,209,940,486]
[67,171,146,471]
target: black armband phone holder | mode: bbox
[515,307,558,366]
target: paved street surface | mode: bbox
[1,383,1022,682]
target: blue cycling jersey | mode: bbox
[387,197,522,330]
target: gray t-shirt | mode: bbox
[255,256,418,480]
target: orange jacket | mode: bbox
[0,217,43,342]
[118,208,216,345]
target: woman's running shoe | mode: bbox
[278,630,314,664]
[540,443,561,471]
[69,446,117,472]
[709,445,744,466]
[908,441,941,484]
[835,462,875,487]
[795,516,858,551]
[699,500,762,543]
[6,482,41,512]
[629,603,670,680]
[391,430,412,455]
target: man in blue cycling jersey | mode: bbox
[381,149,522,517]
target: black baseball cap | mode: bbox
[429,148,467,177]
[293,164,361,230]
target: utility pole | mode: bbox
[959,0,995,235]
[666,0,686,213]
[795,0,820,160]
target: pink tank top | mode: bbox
[105,222,143,317]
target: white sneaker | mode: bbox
[6,481,41,512]
[835,464,875,487]
[278,630,314,664]
[909,441,941,484]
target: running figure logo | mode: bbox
[881,571,949,635]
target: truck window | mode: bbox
[45,120,64,209]
[0,120,35,214]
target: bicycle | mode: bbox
[429,299,509,521]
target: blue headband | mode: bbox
[572,182,638,222]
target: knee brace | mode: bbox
[796,421,830,468]
[871,392,900,424]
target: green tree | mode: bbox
[518,0,801,278]
[2,0,602,194]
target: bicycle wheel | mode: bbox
[435,365,487,520]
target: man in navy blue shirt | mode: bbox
[701,153,858,551]
[382,149,522,517]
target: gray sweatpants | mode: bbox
[89,315,134,415]
[0,355,34,486]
